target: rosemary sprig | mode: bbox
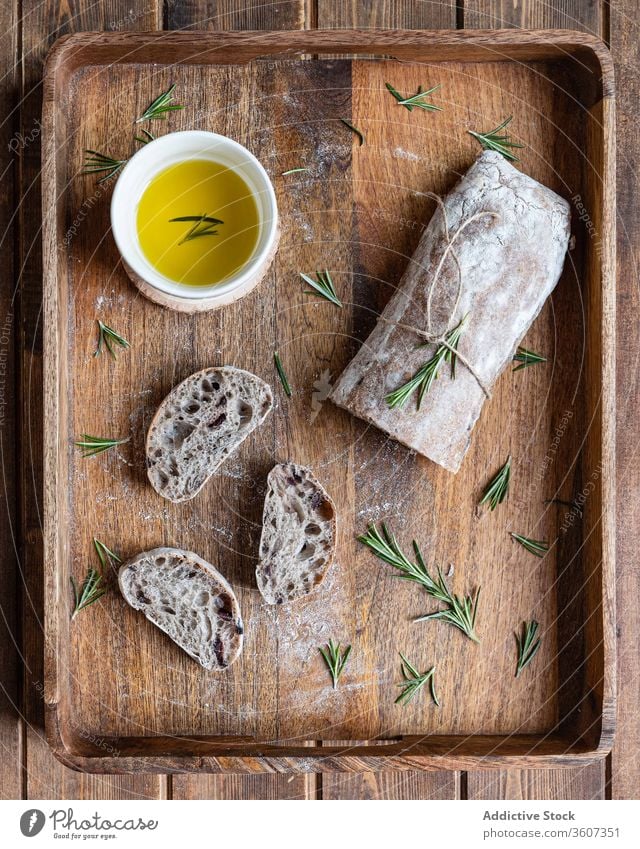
[515,620,542,677]
[319,639,352,689]
[74,434,130,458]
[385,82,442,112]
[479,456,511,511]
[282,167,310,175]
[93,538,121,570]
[395,653,439,706]
[82,150,128,183]
[94,320,130,359]
[357,523,480,642]
[300,270,342,308]
[340,118,365,146]
[385,316,467,410]
[468,116,524,162]
[71,569,107,619]
[170,214,224,245]
[513,346,546,371]
[274,351,292,397]
[510,532,549,557]
[136,83,184,124]
[134,129,155,145]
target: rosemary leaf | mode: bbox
[385,315,467,410]
[515,620,542,677]
[479,455,511,511]
[319,639,352,689]
[385,82,442,112]
[513,346,546,371]
[282,167,310,176]
[93,538,122,571]
[169,214,223,245]
[510,532,549,557]
[94,320,130,359]
[71,569,107,619]
[82,149,128,183]
[134,129,155,145]
[468,116,524,162]
[357,523,480,642]
[300,270,342,308]
[340,118,365,146]
[74,434,130,458]
[395,653,439,706]
[136,83,184,124]
[274,351,292,397]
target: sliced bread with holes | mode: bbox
[256,463,337,604]
[118,547,244,670]
[146,366,273,502]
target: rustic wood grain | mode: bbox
[42,31,614,778]
[0,0,21,802]
[316,0,456,29]
[464,0,612,805]
[321,766,461,799]
[166,0,306,31]
[609,0,640,801]
[19,0,163,801]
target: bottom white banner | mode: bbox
[1,799,639,849]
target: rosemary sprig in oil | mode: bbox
[340,118,365,146]
[468,116,524,162]
[274,351,292,397]
[510,532,549,557]
[357,523,480,642]
[319,639,352,689]
[385,82,442,112]
[82,150,128,183]
[74,434,130,458]
[395,653,439,706]
[385,315,467,410]
[515,620,542,677]
[136,83,184,124]
[300,269,342,308]
[94,320,129,359]
[71,568,107,619]
[479,456,511,511]
[170,214,224,245]
[513,346,546,371]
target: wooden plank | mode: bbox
[0,0,21,802]
[173,773,315,800]
[322,769,460,800]
[316,0,456,29]
[609,0,640,801]
[463,0,609,806]
[19,0,163,800]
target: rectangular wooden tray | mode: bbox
[42,29,615,773]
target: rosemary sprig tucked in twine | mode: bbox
[382,193,499,407]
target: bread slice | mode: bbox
[146,366,273,502]
[256,463,336,605]
[118,547,244,670]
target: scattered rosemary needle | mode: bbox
[385,82,442,112]
[385,315,467,410]
[82,150,128,183]
[513,346,546,371]
[468,116,524,162]
[282,167,310,176]
[169,214,224,245]
[479,455,511,511]
[510,532,549,557]
[340,118,365,146]
[515,620,542,677]
[93,538,122,570]
[300,269,343,308]
[94,320,130,359]
[134,129,155,145]
[74,434,130,458]
[274,351,292,397]
[319,639,352,689]
[71,568,107,619]
[136,83,184,124]
[357,522,480,642]
[395,653,439,706]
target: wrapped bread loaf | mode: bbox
[330,151,571,472]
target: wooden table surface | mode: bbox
[0,0,636,800]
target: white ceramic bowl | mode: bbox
[110,130,279,312]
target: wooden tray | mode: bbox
[42,29,615,773]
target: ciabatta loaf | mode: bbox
[146,366,273,502]
[119,547,244,670]
[256,463,336,604]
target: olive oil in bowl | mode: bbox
[136,159,260,287]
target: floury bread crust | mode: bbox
[256,463,336,605]
[118,547,244,670]
[146,366,273,502]
[330,151,571,472]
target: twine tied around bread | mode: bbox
[378,193,500,400]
